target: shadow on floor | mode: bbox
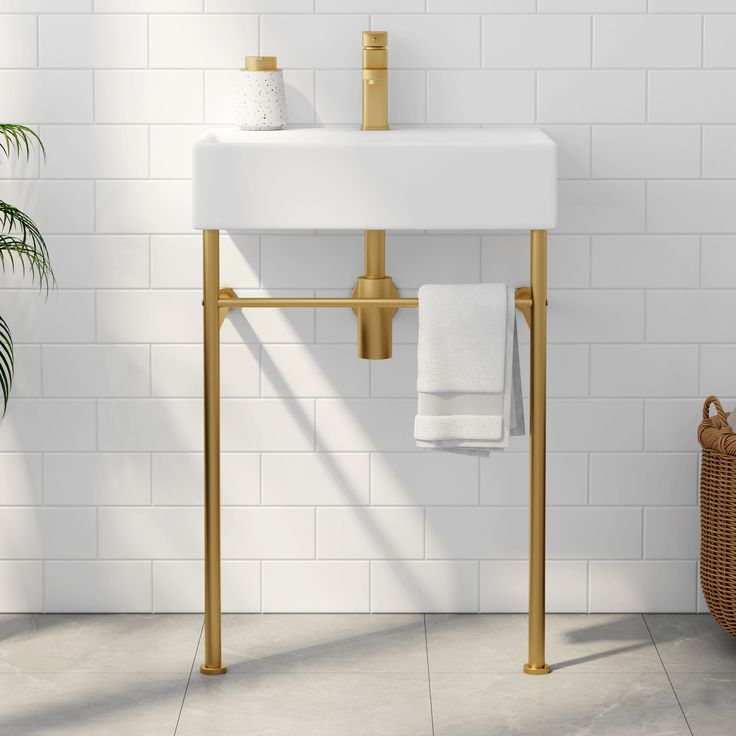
[551,615,655,671]
[0,614,424,734]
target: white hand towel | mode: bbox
[414,283,524,456]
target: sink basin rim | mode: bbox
[193,125,557,231]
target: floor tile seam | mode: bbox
[182,670,432,677]
[666,670,736,675]
[174,618,204,736]
[426,670,675,676]
[641,614,695,736]
[0,669,202,675]
[423,614,436,736]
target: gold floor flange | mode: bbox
[200,664,228,676]
[523,663,551,675]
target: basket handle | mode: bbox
[703,395,733,432]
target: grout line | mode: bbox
[367,452,372,505]
[368,559,372,612]
[641,507,646,559]
[479,14,483,70]
[172,617,204,736]
[26,65,736,72]
[423,614,436,736]
[641,615,695,736]
[589,14,593,68]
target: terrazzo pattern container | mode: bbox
[236,56,287,131]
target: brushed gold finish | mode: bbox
[514,287,547,330]
[352,276,399,360]
[218,294,533,312]
[243,55,278,71]
[525,229,550,676]
[362,31,388,131]
[207,228,550,677]
[218,287,237,328]
[515,287,532,329]
[201,229,226,677]
[222,296,416,310]
[523,663,551,675]
[363,31,387,48]
[364,229,386,277]
[352,231,398,360]
[357,34,393,356]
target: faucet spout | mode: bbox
[362,31,388,130]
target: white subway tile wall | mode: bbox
[0,3,731,615]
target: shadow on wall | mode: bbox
[0,191,539,615]
[232,310,453,611]
[250,230,536,613]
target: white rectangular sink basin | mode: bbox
[193,127,556,231]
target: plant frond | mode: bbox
[0,315,12,416]
[0,124,45,162]
[0,200,54,291]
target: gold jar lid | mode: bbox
[243,56,278,72]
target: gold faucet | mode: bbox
[362,31,388,130]
[354,31,397,359]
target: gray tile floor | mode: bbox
[1,613,735,735]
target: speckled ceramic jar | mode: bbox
[236,56,287,131]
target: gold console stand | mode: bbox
[199,229,550,677]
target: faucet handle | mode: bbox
[363,31,387,49]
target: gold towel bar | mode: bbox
[217,290,535,328]
[220,296,419,308]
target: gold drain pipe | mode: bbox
[353,230,399,360]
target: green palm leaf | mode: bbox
[0,124,51,415]
[0,124,45,161]
[0,315,12,416]
[0,201,54,291]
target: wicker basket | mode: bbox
[698,396,736,638]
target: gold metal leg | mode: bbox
[524,230,550,675]
[211,231,546,675]
[201,229,227,676]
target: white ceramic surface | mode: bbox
[192,127,557,231]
